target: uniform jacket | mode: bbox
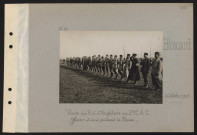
[105,57,110,67]
[112,59,118,69]
[140,58,150,73]
[118,58,124,70]
[128,57,140,81]
[151,58,163,81]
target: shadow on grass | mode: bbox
[63,66,156,91]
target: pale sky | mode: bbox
[60,31,162,58]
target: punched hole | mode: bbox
[8,101,12,104]
[8,88,12,91]
[9,45,13,49]
[9,32,13,36]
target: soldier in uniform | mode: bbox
[96,55,101,74]
[123,54,131,80]
[151,52,163,90]
[91,56,95,72]
[112,55,118,79]
[127,53,140,84]
[82,56,87,70]
[93,56,97,73]
[140,53,150,88]
[72,57,76,67]
[109,55,114,78]
[87,56,91,71]
[101,56,106,76]
[105,55,110,77]
[96,56,100,74]
[117,55,124,80]
[99,56,103,75]
[79,57,83,70]
[95,55,99,74]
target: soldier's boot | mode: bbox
[144,85,148,88]
[133,80,137,85]
[126,78,130,83]
[99,70,101,75]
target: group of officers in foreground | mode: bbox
[64,52,163,91]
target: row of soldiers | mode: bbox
[64,52,163,90]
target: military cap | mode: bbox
[101,56,104,58]
[144,53,148,55]
[114,55,117,57]
[133,53,137,56]
[155,52,161,56]
[110,54,113,56]
[106,54,109,56]
[98,55,100,56]
[120,55,123,57]
[127,54,130,56]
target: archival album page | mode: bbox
[3,3,194,132]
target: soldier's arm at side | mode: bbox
[158,60,163,74]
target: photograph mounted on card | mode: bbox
[3,3,194,133]
[60,31,163,104]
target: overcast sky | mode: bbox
[60,31,162,58]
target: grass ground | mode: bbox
[59,66,162,104]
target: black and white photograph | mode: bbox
[2,3,194,133]
[60,31,163,104]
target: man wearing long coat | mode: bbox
[151,52,163,90]
[117,55,124,80]
[127,53,140,84]
[123,54,131,79]
[140,53,150,88]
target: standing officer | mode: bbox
[117,55,124,80]
[94,56,98,74]
[151,52,163,90]
[97,55,102,75]
[123,54,131,80]
[140,53,150,88]
[105,54,110,77]
[87,56,91,71]
[92,55,96,73]
[112,55,118,79]
[109,55,114,78]
[127,53,140,84]
[101,56,106,76]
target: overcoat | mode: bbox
[128,57,140,81]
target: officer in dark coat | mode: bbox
[127,53,140,84]
[140,53,150,88]
[117,55,124,80]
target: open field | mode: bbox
[59,66,162,104]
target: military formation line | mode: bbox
[62,52,163,90]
